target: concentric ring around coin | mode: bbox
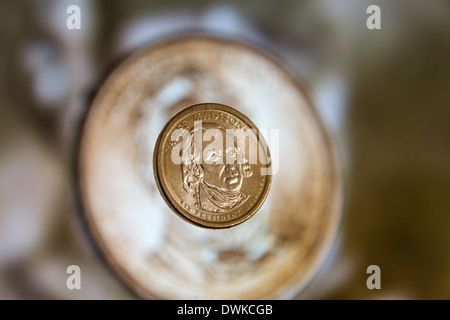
[153,103,272,229]
[78,36,342,299]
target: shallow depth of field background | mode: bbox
[1,0,450,299]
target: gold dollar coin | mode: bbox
[153,103,272,229]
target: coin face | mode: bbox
[153,103,272,228]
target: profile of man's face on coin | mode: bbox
[180,122,253,213]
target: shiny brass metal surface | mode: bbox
[153,103,272,229]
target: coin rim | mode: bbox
[153,103,273,229]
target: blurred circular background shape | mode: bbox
[79,36,341,299]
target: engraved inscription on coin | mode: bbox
[153,103,272,229]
